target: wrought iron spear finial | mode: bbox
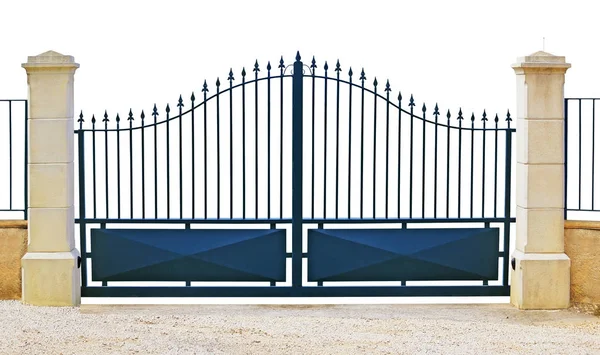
[373,77,378,87]
[324,61,329,71]
[385,79,391,92]
[78,111,84,124]
[91,114,96,124]
[482,109,487,121]
[422,103,426,113]
[348,67,353,77]
[128,108,134,120]
[408,94,415,107]
[311,56,317,69]
[295,51,301,61]
[278,56,285,69]
[253,60,260,73]
[360,68,366,81]
[190,92,196,102]
[152,104,159,118]
[202,80,208,93]
[335,59,341,72]
[266,61,271,71]
[116,113,121,123]
[228,69,234,82]
[494,113,499,123]
[177,95,184,108]
[141,110,145,121]
[434,103,440,117]
[457,108,463,120]
[103,110,109,122]
[446,109,451,120]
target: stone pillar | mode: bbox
[21,51,80,306]
[511,51,571,309]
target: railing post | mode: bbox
[292,52,303,289]
[511,51,571,309]
[21,51,80,306]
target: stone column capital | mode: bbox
[511,51,571,75]
[21,50,80,72]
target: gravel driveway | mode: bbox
[1,301,599,354]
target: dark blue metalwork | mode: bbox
[72,53,516,298]
[0,99,27,220]
[308,228,499,281]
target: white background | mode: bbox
[0,0,599,304]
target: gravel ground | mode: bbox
[1,301,599,355]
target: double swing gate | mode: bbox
[75,53,516,297]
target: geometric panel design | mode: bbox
[91,229,286,282]
[308,228,499,281]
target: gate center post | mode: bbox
[292,52,304,289]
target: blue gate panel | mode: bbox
[308,228,499,282]
[91,229,286,282]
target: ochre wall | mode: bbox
[0,221,27,299]
[564,221,600,306]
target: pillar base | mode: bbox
[510,250,570,309]
[21,249,80,306]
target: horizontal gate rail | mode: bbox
[0,99,28,220]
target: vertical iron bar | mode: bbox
[433,106,438,218]
[129,113,133,218]
[104,112,109,219]
[348,69,353,218]
[229,72,234,219]
[564,99,568,219]
[360,69,366,219]
[141,111,146,219]
[24,102,28,219]
[470,114,474,218]
[8,101,12,209]
[579,99,582,210]
[421,104,426,218]
[385,82,390,219]
[398,94,402,218]
[92,116,97,218]
[279,58,284,219]
[204,83,208,219]
[116,115,121,218]
[335,61,341,219]
[153,106,158,218]
[482,112,487,217]
[458,110,463,218]
[503,130,513,287]
[409,96,414,218]
[494,115,499,218]
[242,70,247,219]
[593,100,596,210]
[77,131,87,287]
[166,105,171,219]
[254,62,259,219]
[446,110,450,218]
[191,95,196,219]
[179,97,183,219]
[292,53,303,289]
[216,79,221,219]
[323,62,328,219]
[267,64,271,219]
[373,78,378,218]
[311,60,316,219]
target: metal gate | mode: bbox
[75,53,515,297]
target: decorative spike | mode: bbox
[324,61,329,71]
[253,60,260,72]
[494,113,499,123]
[398,92,402,101]
[433,104,440,117]
[457,108,463,120]
[267,61,272,71]
[141,110,145,120]
[348,67,353,76]
[278,56,285,69]
[91,114,96,124]
[116,113,121,123]
[78,111,84,123]
[422,103,426,113]
[165,104,170,113]
[506,109,512,122]
[335,60,341,72]
[482,109,487,121]
[152,104,159,117]
[216,77,221,87]
[311,56,317,69]
[202,80,208,92]
[360,68,366,81]
[446,109,451,120]
[177,95,184,108]
[385,80,391,92]
[191,92,196,101]
[128,109,134,121]
[408,94,415,107]
[241,67,246,76]
[228,69,234,81]
[373,77,378,87]
[103,110,109,122]
[470,113,475,122]
[295,51,301,61]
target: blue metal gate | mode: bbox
[75,53,515,297]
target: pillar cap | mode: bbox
[512,50,571,72]
[22,50,79,70]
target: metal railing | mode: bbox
[0,99,27,220]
